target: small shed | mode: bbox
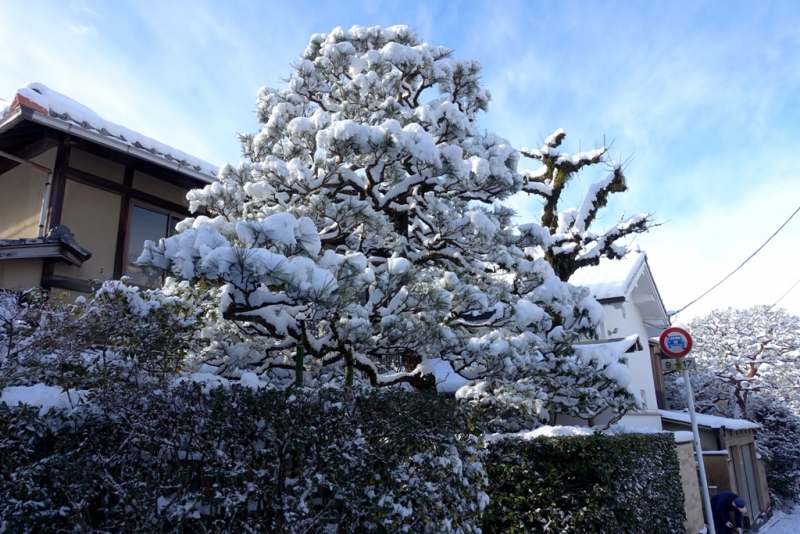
[661,410,771,530]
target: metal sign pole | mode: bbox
[683,363,716,534]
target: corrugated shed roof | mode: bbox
[1,83,218,181]
[568,250,647,300]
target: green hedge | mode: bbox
[481,432,686,533]
[0,383,487,533]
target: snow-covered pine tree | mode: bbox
[665,305,800,418]
[520,129,652,282]
[138,25,636,423]
[747,394,800,509]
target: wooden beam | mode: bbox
[0,134,59,175]
[41,274,97,294]
[114,166,134,279]
[46,138,70,231]
[62,167,191,216]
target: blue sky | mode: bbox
[3,0,800,322]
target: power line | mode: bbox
[767,276,800,312]
[671,204,800,317]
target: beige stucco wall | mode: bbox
[68,148,125,184]
[0,258,43,289]
[675,439,705,534]
[53,180,121,281]
[0,148,58,239]
[133,170,189,208]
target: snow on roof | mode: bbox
[1,83,218,181]
[573,334,641,355]
[485,423,676,443]
[660,409,760,430]
[671,430,695,443]
[568,249,647,300]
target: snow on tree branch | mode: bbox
[136,25,637,424]
[520,129,653,281]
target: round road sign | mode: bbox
[659,327,693,358]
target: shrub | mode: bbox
[480,432,685,533]
[0,382,487,533]
[1,281,206,392]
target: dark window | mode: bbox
[124,204,182,287]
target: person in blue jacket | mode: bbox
[710,492,746,534]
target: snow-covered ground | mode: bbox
[759,506,800,534]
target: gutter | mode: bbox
[0,106,26,133]
[0,148,53,237]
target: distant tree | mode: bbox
[747,395,800,510]
[520,129,652,281]
[138,25,637,424]
[666,306,800,418]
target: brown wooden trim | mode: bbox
[62,167,124,194]
[0,156,19,176]
[650,343,668,410]
[19,135,60,162]
[47,139,70,231]
[41,274,98,294]
[0,134,60,176]
[40,261,55,291]
[114,167,135,278]
[132,189,190,215]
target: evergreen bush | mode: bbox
[0,382,487,533]
[480,432,685,533]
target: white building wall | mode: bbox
[599,301,662,430]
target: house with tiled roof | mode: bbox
[0,83,217,295]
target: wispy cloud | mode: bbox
[68,24,94,36]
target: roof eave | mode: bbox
[0,106,26,135]
[22,111,216,185]
[640,257,671,328]
[0,241,91,267]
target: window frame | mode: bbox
[122,200,185,287]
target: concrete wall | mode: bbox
[0,148,57,239]
[675,438,705,534]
